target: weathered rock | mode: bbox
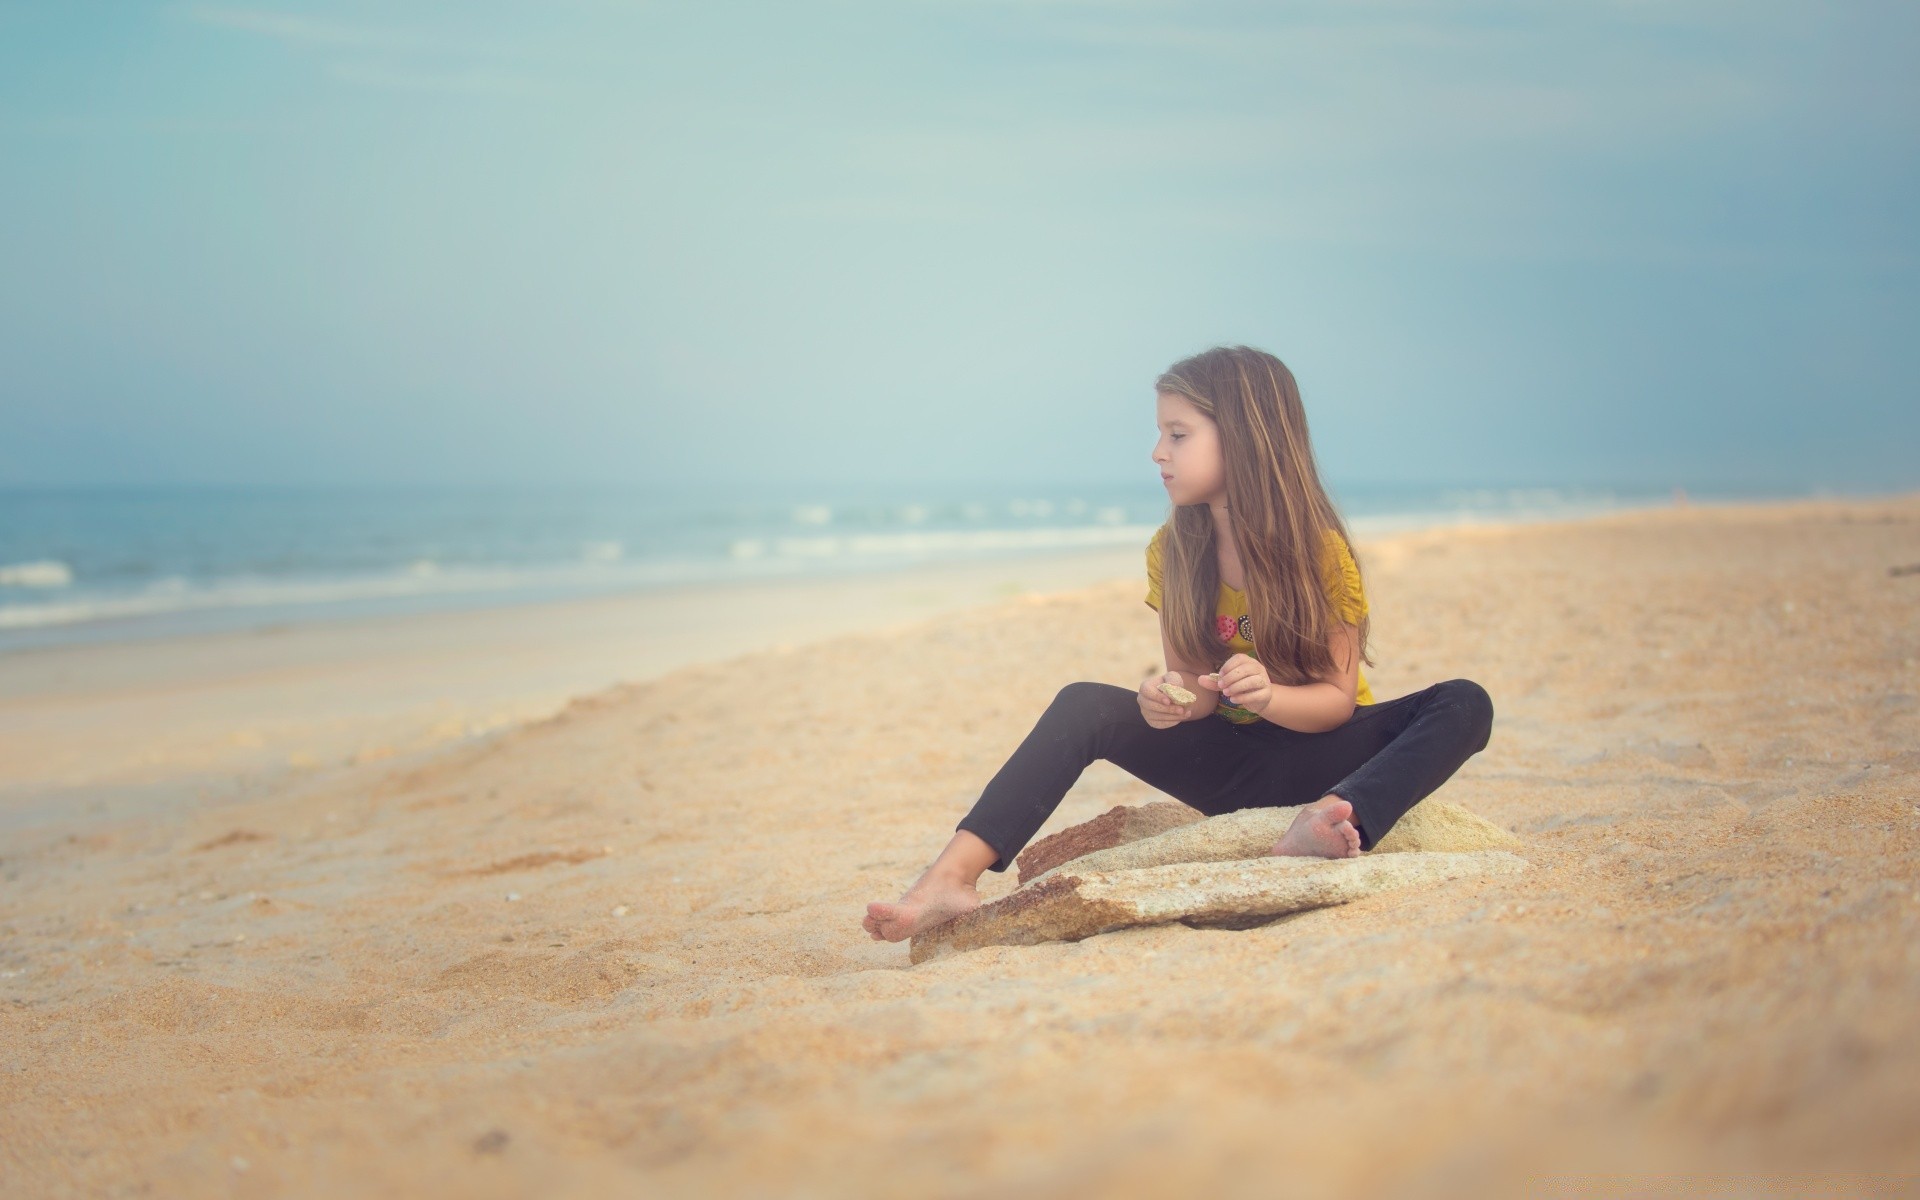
[1030,800,1517,882]
[1013,801,1204,884]
[911,801,1524,963]
[910,849,1528,964]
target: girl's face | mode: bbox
[1153,391,1226,508]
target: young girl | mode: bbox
[863,345,1494,943]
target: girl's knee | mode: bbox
[1052,680,1108,705]
[1046,681,1138,731]
[1435,678,1495,747]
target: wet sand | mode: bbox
[3,496,1919,1197]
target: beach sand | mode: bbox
[3,496,1919,1196]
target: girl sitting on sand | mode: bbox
[864,345,1494,943]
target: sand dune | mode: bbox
[4,496,1919,1196]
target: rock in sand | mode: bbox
[912,801,1524,964]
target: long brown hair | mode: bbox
[1157,345,1370,684]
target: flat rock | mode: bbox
[912,801,1523,963]
[1030,799,1519,882]
[910,849,1529,964]
[1014,801,1204,884]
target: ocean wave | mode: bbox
[0,523,1168,633]
[0,563,621,631]
[0,560,74,588]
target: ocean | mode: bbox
[0,482,1734,654]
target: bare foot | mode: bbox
[863,874,982,942]
[1271,796,1363,859]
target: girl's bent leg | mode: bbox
[955,682,1137,871]
[1325,679,1495,849]
[954,681,1254,872]
[870,682,1203,943]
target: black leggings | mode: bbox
[956,679,1495,872]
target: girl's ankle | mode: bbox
[920,866,979,890]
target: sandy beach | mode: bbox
[4,495,1919,1197]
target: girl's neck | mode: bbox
[1207,500,1233,540]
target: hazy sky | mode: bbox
[2,1,1914,492]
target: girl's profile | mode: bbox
[864,344,1495,943]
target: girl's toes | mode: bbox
[1337,821,1361,856]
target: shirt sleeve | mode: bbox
[1145,528,1165,611]
[1319,532,1369,626]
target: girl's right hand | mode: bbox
[1138,672,1189,730]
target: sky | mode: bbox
[1,1,1915,494]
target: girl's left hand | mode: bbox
[1201,653,1272,713]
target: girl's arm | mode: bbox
[1206,622,1362,733]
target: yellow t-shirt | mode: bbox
[1145,526,1373,722]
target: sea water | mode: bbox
[0,482,1729,654]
